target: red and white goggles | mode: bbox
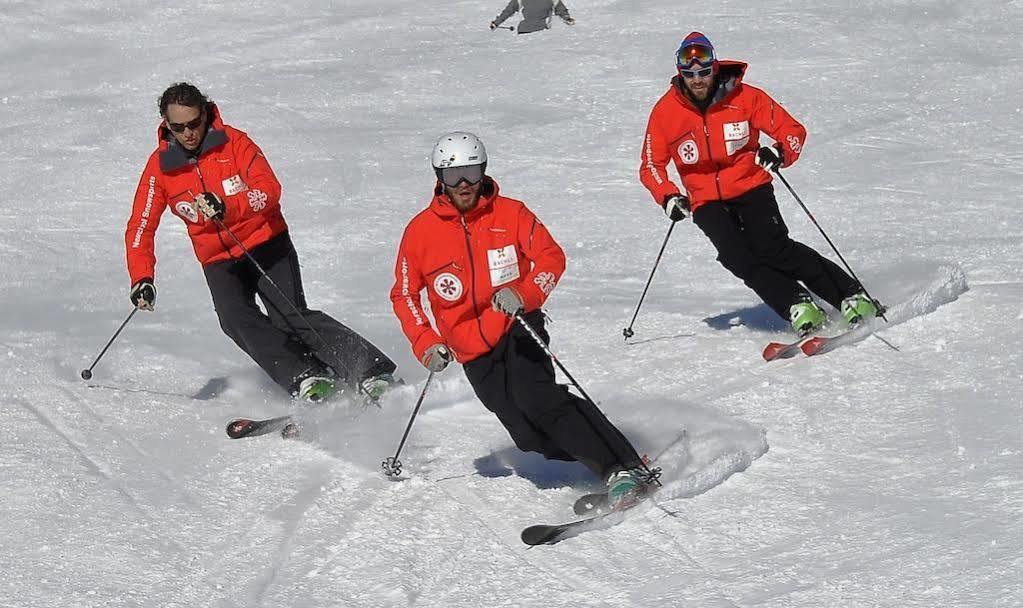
[436,164,485,188]
[676,43,714,69]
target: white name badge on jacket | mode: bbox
[723,121,750,156]
[488,245,520,286]
[222,174,248,196]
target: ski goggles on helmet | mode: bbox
[436,164,485,188]
[676,43,715,70]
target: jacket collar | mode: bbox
[428,177,500,220]
[157,103,229,172]
[672,60,748,112]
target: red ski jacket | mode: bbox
[125,105,287,285]
[640,61,807,212]
[390,179,566,364]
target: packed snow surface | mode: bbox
[1,1,1020,606]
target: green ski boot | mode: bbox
[606,469,648,511]
[841,293,879,326]
[789,299,827,337]
[297,376,337,403]
[360,372,399,404]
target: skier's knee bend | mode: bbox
[511,384,574,419]
[750,236,794,261]
[717,252,754,280]
[215,314,243,343]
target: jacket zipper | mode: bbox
[701,116,724,201]
[461,214,495,351]
[680,82,726,202]
[193,161,208,190]
[194,162,235,256]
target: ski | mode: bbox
[571,429,687,515]
[800,328,866,357]
[226,415,294,439]
[767,323,879,360]
[762,338,807,361]
[800,335,838,356]
[572,491,609,516]
[524,429,684,545]
[526,479,663,545]
[572,479,672,516]
[87,377,229,402]
[522,498,647,546]
[800,320,883,357]
[522,513,620,546]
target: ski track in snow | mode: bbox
[2,0,1022,606]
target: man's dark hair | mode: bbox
[158,82,211,117]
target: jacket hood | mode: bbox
[157,102,229,172]
[428,176,500,219]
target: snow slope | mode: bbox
[1,0,1021,606]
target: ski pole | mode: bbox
[623,221,676,340]
[212,218,363,392]
[513,312,660,484]
[81,307,138,380]
[772,170,888,322]
[493,25,515,31]
[381,371,435,479]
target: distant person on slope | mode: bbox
[639,32,879,336]
[390,132,652,510]
[490,0,575,34]
[125,82,397,402]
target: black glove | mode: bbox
[663,194,691,222]
[130,279,156,311]
[563,16,575,25]
[755,145,784,172]
[489,21,498,30]
[194,192,226,221]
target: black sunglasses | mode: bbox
[166,114,205,133]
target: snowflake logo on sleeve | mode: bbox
[534,272,557,295]
[247,189,268,212]
[786,135,803,155]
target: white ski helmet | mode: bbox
[431,132,488,169]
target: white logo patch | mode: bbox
[534,272,557,295]
[433,272,464,302]
[174,200,199,223]
[247,189,268,212]
[723,121,750,156]
[487,245,520,287]
[786,134,803,155]
[677,139,699,165]
[222,174,247,196]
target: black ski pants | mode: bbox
[463,311,643,480]
[692,184,860,320]
[202,231,396,394]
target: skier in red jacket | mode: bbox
[391,132,651,509]
[640,32,878,335]
[125,82,396,402]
